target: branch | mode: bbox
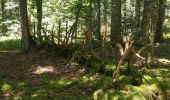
[113,41,134,78]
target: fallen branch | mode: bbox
[113,41,134,79]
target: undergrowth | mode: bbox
[0,39,21,51]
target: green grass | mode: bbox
[0,66,169,99]
[0,39,21,51]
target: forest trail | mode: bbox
[0,52,80,81]
[0,52,83,99]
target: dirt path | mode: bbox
[0,52,79,82]
[0,51,90,99]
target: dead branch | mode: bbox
[113,41,134,78]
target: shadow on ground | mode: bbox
[0,40,170,99]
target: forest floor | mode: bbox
[0,39,170,99]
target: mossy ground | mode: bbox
[0,39,170,100]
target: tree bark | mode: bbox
[155,0,167,43]
[88,0,93,55]
[102,0,108,60]
[110,0,121,45]
[110,0,121,77]
[19,0,31,52]
[135,0,141,33]
[36,0,43,46]
[96,0,102,41]
[140,0,153,45]
[1,0,7,35]
[148,0,159,65]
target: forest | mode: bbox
[0,0,170,99]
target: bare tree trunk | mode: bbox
[88,0,93,55]
[1,0,7,35]
[140,0,153,45]
[58,21,61,45]
[95,0,102,41]
[36,0,43,46]
[102,0,108,60]
[111,0,121,77]
[135,0,141,33]
[122,0,127,33]
[111,0,121,64]
[110,0,121,45]
[148,0,159,65]
[155,0,167,43]
[19,0,31,52]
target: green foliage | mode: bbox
[0,39,21,51]
[1,84,11,92]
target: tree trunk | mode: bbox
[95,0,102,41]
[111,0,121,77]
[89,0,93,55]
[19,0,31,52]
[135,0,141,33]
[148,0,159,65]
[110,0,121,45]
[122,0,127,33]
[155,0,167,43]
[103,0,108,38]
[140,0,153,45]
[58,21,61,44]
[102,0,108,60]
[36,0,43,46]
[1,0,7,35]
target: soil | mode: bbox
[0,51,80,83]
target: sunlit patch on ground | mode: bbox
[154,58,170,66]
[158,58,170,64]
[32,65,57,74]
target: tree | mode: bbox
[102,0,108,60]
[19,0,31,52]
[140,0,153,45]
[135,0,141,33]
[95,0,102,41]
[155,0,167,42]
[1,0,7,35]
[110,0,121,77]
[36,0,43,46]
[110,0,121,45]
[103,0,108,39]
[149,0,159,65]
